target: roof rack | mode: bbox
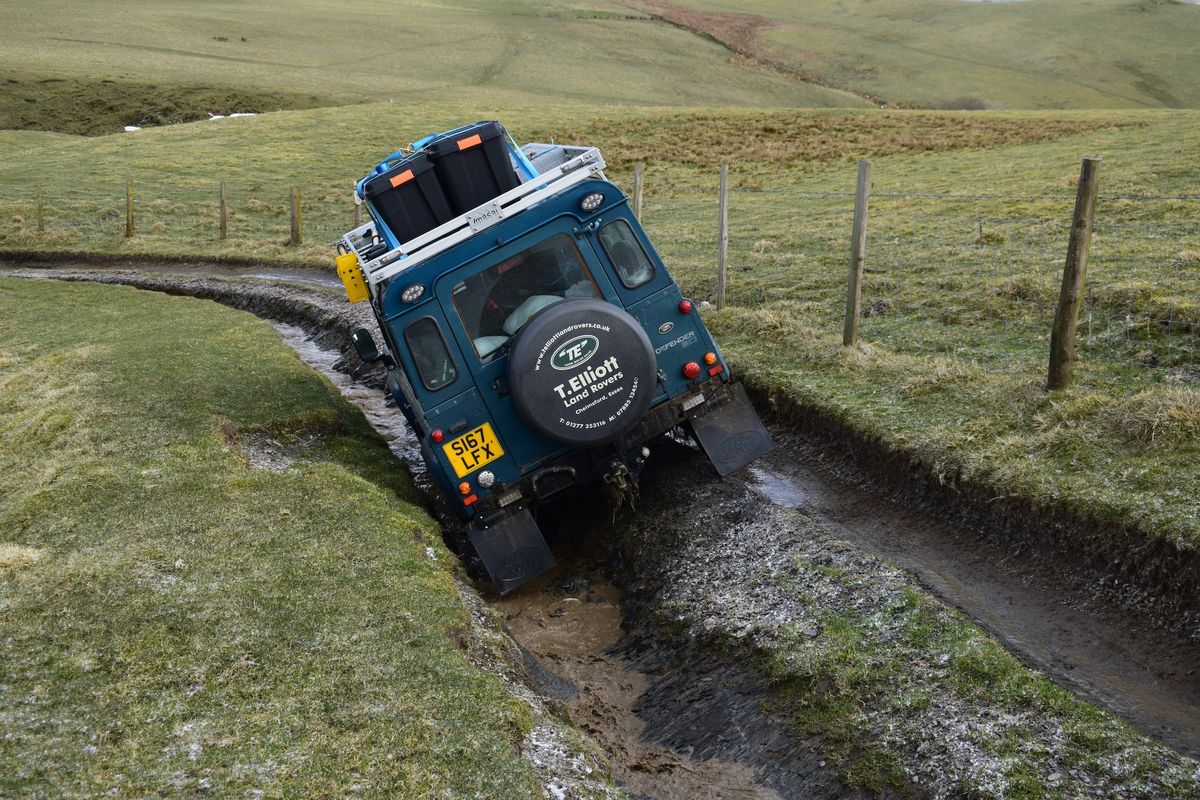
[341,146,607,290]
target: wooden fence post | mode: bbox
[354,202,362,227]
[632,162,645,223]
[716,164,728,310]
[289,186,302,246]
[843,160,872,346]
[218,181,227,241]
[125,178,135,238]
[1047,157,1102,390]
[36,183,44,232]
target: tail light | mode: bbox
[431,429,445,443]
[682,361,702,380]
[703,352,717,365]
[678,299,694,314]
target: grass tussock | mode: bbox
[0,544,43,571]
[1107,388,1200,445]
[0,279,545,798]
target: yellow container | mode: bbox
[336,251,369,303]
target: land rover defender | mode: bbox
[334,121,772,592]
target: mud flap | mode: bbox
[691,382,774,476]
[467,507,556,595]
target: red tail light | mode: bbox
[678,299,694,314]
[682,361,702,380]
[431,429,445,443]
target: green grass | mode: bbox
[0,0,862,135]
[1,103,1198,553]
[0,278,548,797]
[645,0,1200,109]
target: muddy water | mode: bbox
[746,431,1200,758]
[496,577,783,800]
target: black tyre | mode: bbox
[507,298,656,447]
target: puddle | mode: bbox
[747,435,1200,757]
[496,575,784,800]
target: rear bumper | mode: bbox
[468,374,740,519]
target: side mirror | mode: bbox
[352,328,383,364]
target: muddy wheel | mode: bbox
[507,298,656,448]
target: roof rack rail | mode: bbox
[341,146,606,290]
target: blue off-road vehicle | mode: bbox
[335,121,772,592]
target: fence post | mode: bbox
[843,160,872,346]
[125,178,135,238]
[354,201,362,227]
[632,162,645,222]
[289,186,302,246]
[36,183,44,232]
[1047,157,1102,390]
[716,164,728,310]
[218,181,228,241]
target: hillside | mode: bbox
[0,0,863,135]
[632,0,1200,109]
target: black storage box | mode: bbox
[425,121,522,216]
[362,151,454,245]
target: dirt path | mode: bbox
[619,0,887,107]
[6,261,1199,796]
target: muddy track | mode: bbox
[6,261,1200,792]
[618,0,889,108]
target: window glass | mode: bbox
[451,233,600,361]
[598,220,655,289]
[403,317,457,390]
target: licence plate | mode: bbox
[442,423,504,478]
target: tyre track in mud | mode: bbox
[5,261,1199,793]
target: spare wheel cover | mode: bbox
[507,298,656,447]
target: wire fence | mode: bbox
[637,176,1200,380]
[3,164,1197,380]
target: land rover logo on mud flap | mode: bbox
[657,322,675,335]
[551,335,599,371]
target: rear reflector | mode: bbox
[463,493,479,506]
[389,169,415,188]
[457,134,483,151]
[708,364,724,376]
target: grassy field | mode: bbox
[0,278,565,797]
[636,0,1200,109]
[0,0,863,135]
[0,103,1197,554]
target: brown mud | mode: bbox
[5,261,1200,786]
[496,574,790,800]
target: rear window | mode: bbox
[403,317,457,390]
[598,220,655,289]
[451,233,601,361]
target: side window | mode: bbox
[403,317,457,391]
[598,219,655,289]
